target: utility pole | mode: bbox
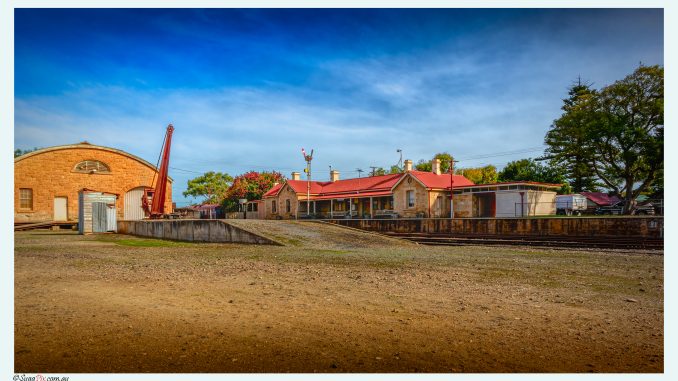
[449,158,459,219]
[302,148,314,217]
[369,166,378,177]
[356,168,363,178]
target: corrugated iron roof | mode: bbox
[580,192,621,206]
[408,171,475,189]
[262,183,283,198]
[312,190,393,200]
[454,181,563,189]
[261,171,479,200]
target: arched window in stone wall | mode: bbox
[73,160,111,174]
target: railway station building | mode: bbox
[261,159,559,219]
[14,142,173,223]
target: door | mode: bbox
[124,186,146,220]
[54,197,67,221]
[434,196,443,217]
[106,206,117,232]
[92,202,108,233]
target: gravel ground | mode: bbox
[14,230,663,373]
[226,219,415,249]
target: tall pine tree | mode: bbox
[544,79,600,192]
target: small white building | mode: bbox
[78,189,118,234]
[452,182,560,218]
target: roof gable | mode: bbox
[262,183,283,198]
[14,143,174,182]
[392,170,474,190]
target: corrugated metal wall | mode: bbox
[106,206,117,232]
[92,202,108,233]
[124,187,146,220]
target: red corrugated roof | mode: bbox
[408,170,475,189]
[580,192,620,206]
[262,183,283,198]
[261,171,477,200]
[284,173,403,195]
[312,190,393,200]
[454,181,563,189]
[284,179,327,194]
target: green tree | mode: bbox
[544,80,601,192]
[14,147,40,157]
[456,165,498,184]
[414,159,431,172]
[545,65,663,213]
[388,165,403,174]
[414,152,454,172]
[649,168,663,199]
[587,65,663,213]
[183,171,233,204]
[499,159,571,194]
[370,167,387,176]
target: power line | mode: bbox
[456,146,545,161]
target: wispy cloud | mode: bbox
[14,9,663,203]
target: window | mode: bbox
[272,200,277,213]
[406,190,415,208]
[73,160,110,173]
[20,188,33,209]
[286,199,291,213]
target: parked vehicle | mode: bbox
[594,201,655,215]
[556,194,588,215]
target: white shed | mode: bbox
[78,189,118,234]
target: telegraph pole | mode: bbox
[369,166,378,176]
[302,148,314,217]
[356,168,363,178]
[449,158,459,219]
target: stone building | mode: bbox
[14,142,172,223]
[260,158,560,219]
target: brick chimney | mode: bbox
[291,172,300,181]
[432,158,441,175]
[330,170,340,182]
[404,159,413,172]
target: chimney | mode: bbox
[404,159,413,172]
[291,172,300,181]
[432,158,441,175]
[330,170,340,182]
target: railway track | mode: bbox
[14,221,78,231]
[381,232,664,250]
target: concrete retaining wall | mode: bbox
[117,219,282,245]
[326,217,664,238]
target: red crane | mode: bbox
[142,124,174,219]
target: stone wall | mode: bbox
[15,145,172,223]
[117,219,282,244]
[453,194,473,218]
[393,176,430,218]
[326,217,664,238]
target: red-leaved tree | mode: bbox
[222,171,286,211]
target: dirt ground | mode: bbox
[14,229,663,373]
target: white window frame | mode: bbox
[406,190,415,208]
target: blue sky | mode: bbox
[14,8,663,205]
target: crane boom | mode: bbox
[142,124,174,219]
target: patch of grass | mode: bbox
[116,239,190,247]
[97,236,192,247]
